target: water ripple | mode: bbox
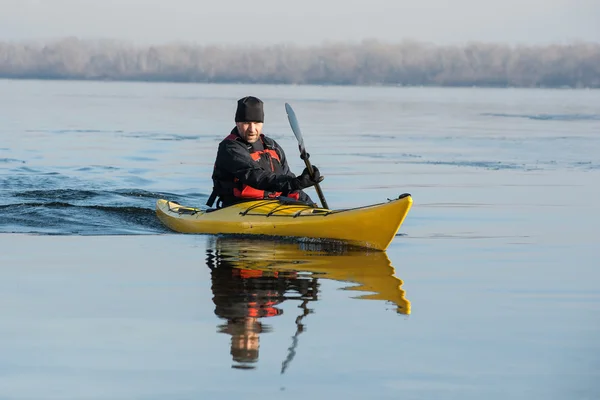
[481,113,600,121]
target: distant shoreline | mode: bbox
[2,77,595,90]
[1,38,599,89]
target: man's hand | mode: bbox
[294,166,324,189]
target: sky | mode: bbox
[1,0,599,46]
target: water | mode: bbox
[0,79,599,399]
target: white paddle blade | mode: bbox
[285,103,305,152]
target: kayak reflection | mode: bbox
[205,236,410,371]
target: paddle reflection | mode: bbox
[205,236,410,371]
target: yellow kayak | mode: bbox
[156,193,412,251]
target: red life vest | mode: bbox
[224,133,300,202]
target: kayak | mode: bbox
[155,193,412,251]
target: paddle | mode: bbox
[284,103,329,209]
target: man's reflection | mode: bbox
[207,244,317,369]
[206,237,410,371]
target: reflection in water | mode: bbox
[205,236,410,371]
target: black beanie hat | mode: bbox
[235,96,264,123]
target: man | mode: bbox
[207,96,322,208]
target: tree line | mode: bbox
[1,37,598,88]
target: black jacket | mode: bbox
[209,128,310,207]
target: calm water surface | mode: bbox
[0,79,599,399]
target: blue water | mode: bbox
[0,79,599,399]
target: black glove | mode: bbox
[294,166,323,189]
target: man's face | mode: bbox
[236,121,263,143]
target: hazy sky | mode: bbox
[1,0,599,45]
